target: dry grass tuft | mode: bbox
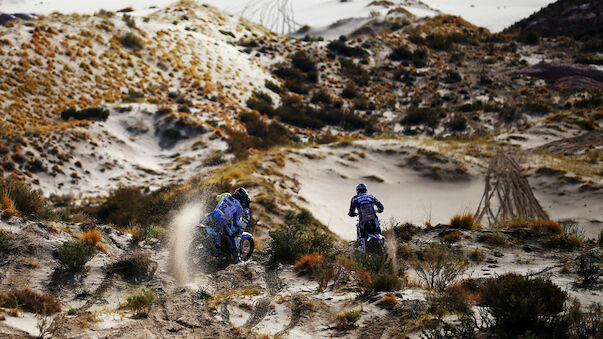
[0,288,61,315]
[81,228,101,247]
[449,213,478,229]
[294,253,324,274]
[499,218,562,233]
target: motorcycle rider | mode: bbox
[348,183,384,252]
[199,187,251,263]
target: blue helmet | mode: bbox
[356,183,367,194]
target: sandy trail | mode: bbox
[284,142,484,240]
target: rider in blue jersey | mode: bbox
[348,183,384,252]
[200,187,251,263]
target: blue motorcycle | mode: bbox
[189,210,255,267]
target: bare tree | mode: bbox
[241,0,297,34]
[475,149,548,225]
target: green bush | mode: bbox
[60,107,110,121]
[481,273,567,334]
[119,31,143,50]
[0,177,49,219]
[126,288,155,316]
[353,253,402,293]
[268,210,334,264]
[56,240,96,273]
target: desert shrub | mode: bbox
[573,94,602,109]
[265,80,285,94]
[327,37,368,58]
[246,91,274,115]
[411,243,468,291]
[93,187,145,227]
[481,273,567,334]
[522,100,550,115]
[335,310,361,330]
[412,48,428,67]
[468,247,484,262]
[544,234,583,250]
[126,288,155,316]
[449,213,476,229]
[342,83,359,99]
[351,252,403,293]
[0,177,49,219]
[339,57,370,85]
[421,315,477,339]
[0,230,11,252]
[576,254,601,287]
[111,250,157,283]
[56,240,96,273]
[124,89,144,102]
[424,33,469,51]
[237,111,291,148]
[119,31,143,50]
[268,210,334,264]
[311,88,332,104]
[401,106,442,127]
[447,114,467,131]
[393,69,416,85]
[291,51,318,82]
[389,45,412,61]
[392,222,421,242]
[444,70,462,83]
[0,288,61,315]
[294,253,340,291]
[294,253,324,274]
[569,303,602,338]
[477,232,508,247]
[442,231,461,243]
[499,218,562,233]
[60,107,110,121]
[518,30,539,45]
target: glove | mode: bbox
[377,209,384,213]
[349,212,358,217]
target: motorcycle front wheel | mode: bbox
[239,237,255,261]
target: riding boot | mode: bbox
[231,248,241,263]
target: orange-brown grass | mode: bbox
[0,288,61,315]
[0,196,19,217]
[294,253,324,275]
[442,231,462,243]
[499,219,562,234]
[449,213,478,229]
[81,228,106,252]
[380,294,397,306]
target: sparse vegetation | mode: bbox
[126,288,155,316]
[481,273,567,335]
[0,288,61,315]
[268,210,334,264]
[449,213,477,229]
[56,240,96,273]
[411,243,468,291]
[60,107,110,121]
[0,177,49,219]
[119,31,143,50]
[335,310,361,330]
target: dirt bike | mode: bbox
[189,210,255,268]
[352,211,384,255]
